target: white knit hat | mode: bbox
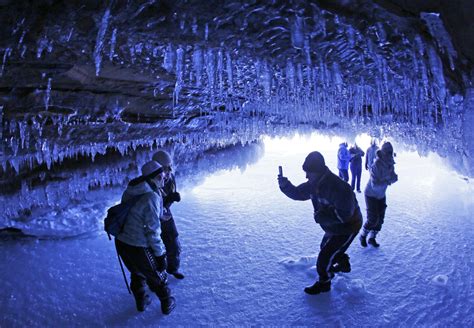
[152,150,172,166]
[141,161,163,177]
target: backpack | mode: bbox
[104,194,143,240]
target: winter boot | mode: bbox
[331,254,351,273]
[304,280,331,295]
[135,294,152,312]
[160,296,176,315]
[359,234,368,247]
[368,237,380,247]
[167,270,185,280]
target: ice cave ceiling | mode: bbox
[0,0,473,233]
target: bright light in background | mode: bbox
[191,132,472,209]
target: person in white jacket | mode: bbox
[360,142,398,247]
[115,161,176,314]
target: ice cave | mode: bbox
[0,0,473,326]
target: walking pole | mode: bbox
[115,244,132,294]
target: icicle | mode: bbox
[286,60,295,94]
[17,30,26,49]
[20,45,27,58]
[0,48,12,77]
[420,12,457,70]
[261,61,272,99]
[109,28,117,61]
[93,6,111,76]
[217,49,224,99]
[163,43,175,73]
[0,105,3,140]
[205,23,209,41]
[226,52,233,94]
[291,14,305,49]
[37,36,47,58]
[376,22,387,45]
[44,77,52,110]
[174,46,184,105]
[192,46,203,86]
[192,17,198,34]
[66,27,74,42]
[205,48,215,92]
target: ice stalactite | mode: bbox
[163,43,175,73]
[291,14,305,49]
[0,48,11,77]
[192,46,203,87]
[0,105,3,140]
[44,78,52,111]
[93,6,111,76]
[173,46,184,107]
[226,51,233,94]
[421,12,457,71]
[109,28,117,61]
[205,48,216,107]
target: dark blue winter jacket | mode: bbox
[279,167,362,235]
[349,146,365,169]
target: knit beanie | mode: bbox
[152,150,172,166]
[141,161,163,178]
[302,151,326,173]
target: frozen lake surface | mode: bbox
[1,133,473,326]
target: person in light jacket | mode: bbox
[365,139,379,171]
[360,142,398,247]
[337,142,351,182]
[152,150,184,279]
[278,151,362,295]
[115,161,176,314]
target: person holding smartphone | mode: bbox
[277,151,362,295]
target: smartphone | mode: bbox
[278,166,283,176]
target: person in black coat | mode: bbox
[278,151,362,294]
[153,150,184,279]
[349,143,365,193]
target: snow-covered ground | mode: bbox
[1,133,473,327]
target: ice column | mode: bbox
[93,7,111,76]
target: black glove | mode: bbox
[168,192,181,203]
[164,192,181,206]
[277,176,289,189]
[155,254,167,273]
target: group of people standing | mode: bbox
[114,150,183,315]
[278,138,397,295]
[112,139,397,314]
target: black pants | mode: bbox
[350,165,362,191]
[160,217,181,273]
[317,233,357,282]
[338,169,349,182]
[363,196,387,232]
[115,239,171,301]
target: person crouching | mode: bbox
[278,151,362,294]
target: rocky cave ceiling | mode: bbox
[0,0,473,231]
